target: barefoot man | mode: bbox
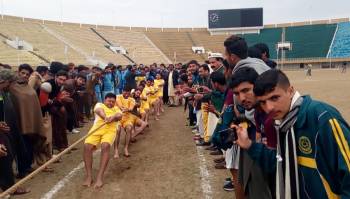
[83,93,122,188]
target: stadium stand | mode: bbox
[0,15,349,68]
[44,23,131,65]
[94,27,171,64]
[329,22,350,58]
[239,28,282,59]
[0,40,41,66]
[284,24,337,58]
[0,16,87,65]
[145,31,205,63]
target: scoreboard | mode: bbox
[208,8,263,29]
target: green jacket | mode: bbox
[248,95,350,198]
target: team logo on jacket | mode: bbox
[298,136,312,154]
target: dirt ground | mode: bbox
[10,69,350,199]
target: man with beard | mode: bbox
[208,53,225,74]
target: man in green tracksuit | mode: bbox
[234,69,350,198]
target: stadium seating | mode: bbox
[145,31,205,63]
[0,15,348,67]
[44,23,130,65]
[329,22,350,58]
[285,24,337,58]
[95,27,170,64]
[0,41,41,67]
[239,28,282,59]
[0,17,87,65]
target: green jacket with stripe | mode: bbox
[247,95,350,198]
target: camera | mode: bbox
[196,87,204,93]
[219,116,250,146]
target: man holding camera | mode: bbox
[234,69,350,198]
[230,68,275,199]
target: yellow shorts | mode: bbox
[149,98,158,105]
[84,128,117,146]
[121,113,137,128]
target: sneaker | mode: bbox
[223,182,234,192]
[224,178,232,185]
[192,129,198,134]
[196,140,211,146]
[210,150,223,155]
[70,129,80,134]
[215,162,226,169]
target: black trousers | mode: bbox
[0,135,15,191]
[188,103,196,126]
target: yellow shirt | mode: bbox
[146,85,158,100]
[116,94,136,110]
[154,79,164,96]
[90,103,122,133]
[136,76,146,86]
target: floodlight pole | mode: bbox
[1,0,4,20]
[60,0,63,25]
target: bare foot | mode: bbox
[82,177,93,187]
[155,117,160,121]
[113,152,120,159]
[161,109,165,113]
[124,148,130,157]
[93,180,104,189]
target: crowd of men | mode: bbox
[1,34,350,198]
[179,36,350,199]
[0,61,173,194]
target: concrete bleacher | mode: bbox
[44,23,130,65]
[188,31,227,54]
[0,40,42,67]
[329,22,350,58]
[96,27,171,64]
[145,31,205,63]
[0,16,87,66]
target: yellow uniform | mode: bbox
[154,79,164,97]
[85,103,121,146]
[146,85,158,105]
[140,87,150,114]
[116,95,137,128]
[136,76,146,86]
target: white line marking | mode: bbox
[196,146,212,199]
[40,151,99,199]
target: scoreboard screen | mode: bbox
[208,8,263,29]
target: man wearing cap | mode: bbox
[208,53,225,74]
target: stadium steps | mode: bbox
[90,28,135,64]
[28,51,50,64]
[145,31,205,63]
[0,19,87,65]
[94,27,171,65]
[44,23,130,65]
[329,22,350,58]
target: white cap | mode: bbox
[208,52,223,59]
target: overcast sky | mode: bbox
[1,0,349,28]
